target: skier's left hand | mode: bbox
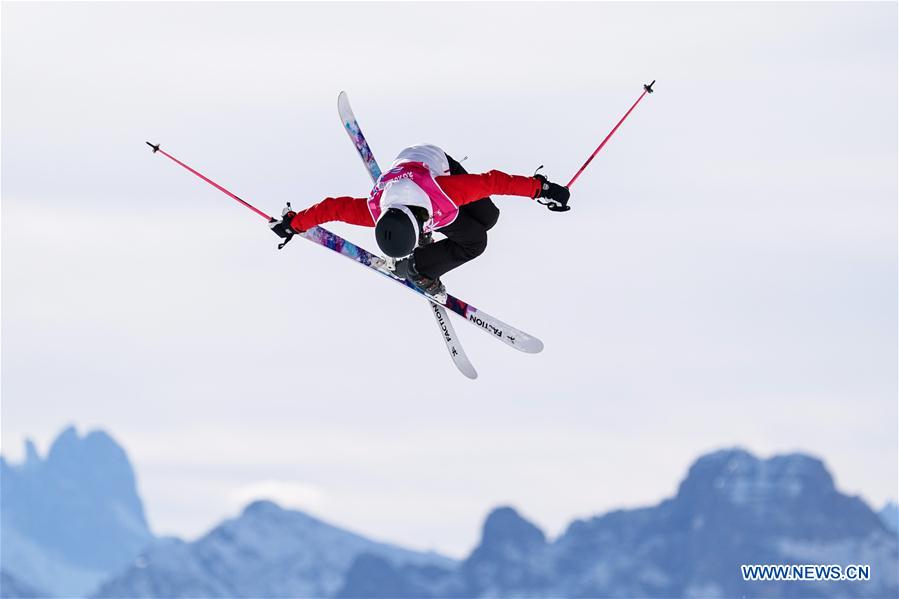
[535,175,571,212]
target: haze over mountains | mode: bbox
[1,427,153,597]
[1,427,896,598]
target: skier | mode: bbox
[270,144,571,296]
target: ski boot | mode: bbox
[393,256,447,303]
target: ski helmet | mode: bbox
[375,205,420,258]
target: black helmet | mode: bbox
[375,206,420,258]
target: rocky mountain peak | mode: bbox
[676,448,836,508]
[478,506,546,550]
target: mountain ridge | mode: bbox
[3,429,896,599]
[94,498,455,598]
[338,448,899,598]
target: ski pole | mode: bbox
[566,80,654,188]
[145,142,273,221]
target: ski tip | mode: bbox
[504,334,544,354]
[514,335,544,354]
[337,91,351,116]
[145,141,160,153]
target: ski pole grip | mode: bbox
[644,80,655,94]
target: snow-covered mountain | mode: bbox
[1,427,154,597]
[93,500,454,598]
[3,430,895,599]
[880,501,898,533]
[0,570,47,599]
[338,449,899,598]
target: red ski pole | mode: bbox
[145,142,273,221]
[566,80,655,188]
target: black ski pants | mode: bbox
[413,154,500,279]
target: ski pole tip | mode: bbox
[644,80,656,94]
[145,141,160,153]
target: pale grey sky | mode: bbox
[2,2,897,557]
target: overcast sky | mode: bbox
[2,2,897,558]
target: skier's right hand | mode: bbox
[535,175,571,212]
[269,211,299,238]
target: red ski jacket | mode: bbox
[290,170,541,232]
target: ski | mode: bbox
[145,142,544,356]
[337,91,478,378]
[299,225,543,354]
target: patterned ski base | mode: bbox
[300,225,543,354]
[338,91,382,179]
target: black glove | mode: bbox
[269,204,301,249]
[534,175,571,212]
[269,211,298,239]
